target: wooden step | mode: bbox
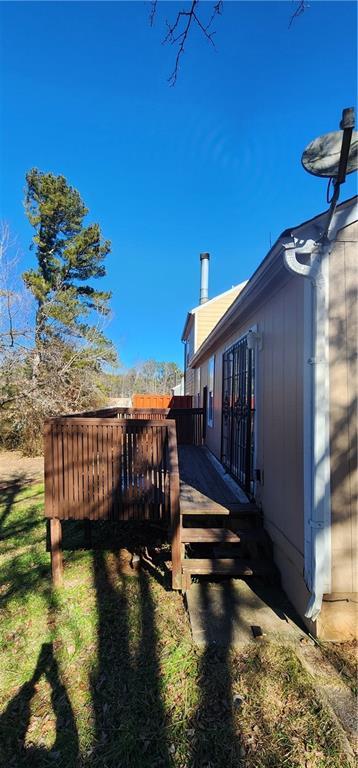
[181,558,274,576]
[180,505,230,516]
[180,528,267,544]
[181,528,239,543]
[180,506,261,518]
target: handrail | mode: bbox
[52,407,204,446]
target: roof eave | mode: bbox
[181,312,194,342]
[190,238,287,367]
[190,195,357,367]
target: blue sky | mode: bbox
[0,1,357,369]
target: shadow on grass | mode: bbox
[187,579,242,767]
[0,480,51,610]
[1,478,172,767]
[0,475,30,535]
[89,550,170,768]
[0,642,79,768]
[57,519,173,590]
[1,482,243,768]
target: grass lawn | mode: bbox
[0,481,354,768]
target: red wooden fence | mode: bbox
[132,394,192,409]
[132,394,171,409]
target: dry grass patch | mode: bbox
[321,641,357,696]
[232,642,349,768]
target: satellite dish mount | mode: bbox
[301,107,357,238]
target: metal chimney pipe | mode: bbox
[199,252,210,304]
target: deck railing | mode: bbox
[63,407,204,446]
[167,408,203,446]
[44,407,202,587]
[44,417,176,524]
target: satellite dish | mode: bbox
[302,130,358,177]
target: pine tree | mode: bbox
[23,168,116,366]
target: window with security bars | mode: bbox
[221,335,255,496]
[207,356,215,427]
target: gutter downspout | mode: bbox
[283,239,331,622]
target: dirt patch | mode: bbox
[0,450,43,489]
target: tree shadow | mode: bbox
[0,478,51,611]
[89,550,170,767]
[187,579,242,767]
[0,475,30,535]
[0,641,79,768]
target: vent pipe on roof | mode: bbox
[199,252,210,304]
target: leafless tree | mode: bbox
[0,223,31,351]
[108,360,182,398]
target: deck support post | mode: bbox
[182,568,192,592]
[50,518,63,586]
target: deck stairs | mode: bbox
[177,446,277,590]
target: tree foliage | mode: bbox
[23,169,115,365]
[0,171,117,455]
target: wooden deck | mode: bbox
[179,445,243,514]
[44,408,275,590]
[171,445,275,590]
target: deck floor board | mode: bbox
[178,446,245,516]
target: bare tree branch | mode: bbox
[0,223,31,352]
[289,0,309,29]
[150,1,310,84]
[162,0,223,86]
[149,0,158,27]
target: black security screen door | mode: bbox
[221,336,255,496]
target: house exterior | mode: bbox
[185,196,357,640]
[182,280,247,400]
[171,378,185,397]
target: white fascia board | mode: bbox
[181,312,194,342]
[290,195,357,245]
[191,198,356,360]
[194,313,198,354]
[191,244,285,367]
[190,281,247,316]
[182,283,247,346]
